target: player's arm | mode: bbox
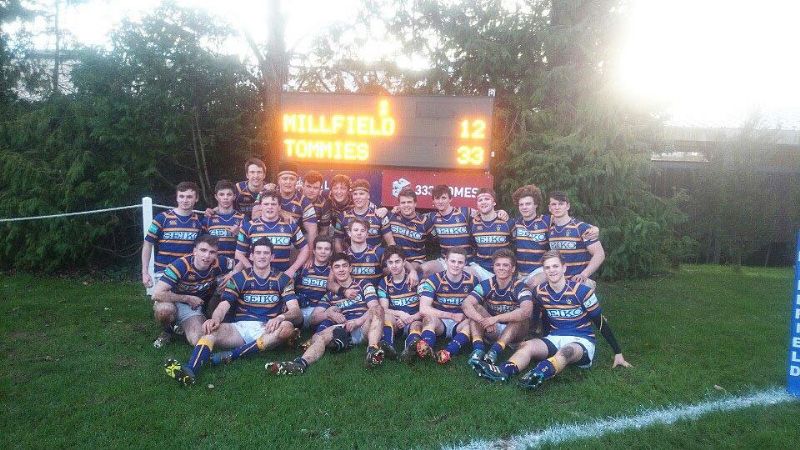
[590,312,631,368]
[141,241,154,287]
[461,293,485,321]
[151,281,203,308]
[403,261,420,286]
[574,241,605,283]
[234,227,253,269]
[490,299,533,324]
[204,300,232,334]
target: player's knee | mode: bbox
[560,345,578,360]
[278,321,294,333]
[153,304,175,323]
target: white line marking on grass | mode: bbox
[447,388,797,450]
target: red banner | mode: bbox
[381,169,494,209]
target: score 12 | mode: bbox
[457,118,487,166]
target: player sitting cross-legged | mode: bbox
[376,245,424,362]
[473,250,631,389]
[462,249,533,367]
[265,252,387,375]
[164,238,301,386]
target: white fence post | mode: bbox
[142,197,155,295]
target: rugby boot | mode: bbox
[265,360,306,375]
[483,348,500,364]
[164,358,195,386]
[434,349,451,365]
[365,345,385,368]
[475,361,510,383]
[379,340,398,360]
[399,335,421,363]
[210,351,233,365]
[153,330,172,349]
[467,349,486,371]
[415,339,435,360]
[517,369,545,390]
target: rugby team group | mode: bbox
[142,158,632,390]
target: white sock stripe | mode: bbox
[446,388,796,450]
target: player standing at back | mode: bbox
[333,179,395,251]
[420,185,474,278]
[474,250,631,389]
[388,187,434,275]
[234,158,268,219]
[469,188,512,282]
[301,170,332,235]
[274,161,318,247]
[544,191,604,284]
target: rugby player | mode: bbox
[545,191,604,284]
[462,249,533,366]
[474,250,631,389]
[415,247,478,364]
[333,179,395,251]
[151,235,236,348]
[388,187,434,275]
[233,158,267,219]
[469,188,512,282]
[265,253,388,374]
[164,238,301,385]
[294,235,334,330]
[201,180,245,259]
[235,190,309,278]
[301,170,332,235]
[376,246,423,361]
[420,185,475,278]
[274,161,318,247]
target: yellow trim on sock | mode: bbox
[196,337,214,351]
[256,335,268,351]
[496,340,506,350]
[546,356,564,374]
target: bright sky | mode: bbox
[21,0,800,129]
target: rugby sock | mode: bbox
[500,361,520,376]
[405,331,421,348]
[382,321,394,345]
[490,341,505,356]
[230,335,269,360]
[421,330,436,347]
[294,357,309,370]
[186,337,214,376]
[533,357,564,380]
[444,332,469,356]
[316,319,334,333]
[472,339,486,352]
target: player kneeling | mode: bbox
[164,238,301,386]
[376,246,423,362]
[463,249,533,367]
[265,253,387,375]
[473,250,631,389]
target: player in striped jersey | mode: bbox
[389,187,434,273]
[345,218,385,286]
[415,247,478,364]
[201,180,245,259]
[469,188,513,282]
[151,235,236,348]
[474,250,631,389]
[233,158,267,219]
[294,235,333,330]
[546,191,604,284]
[377,246,423,362]
[275,162,318,247]
[164,238,301,386]
[235,190,309,278]
[333,179,395,251]
[301,170,333,235]
[265,253,388,374]
[462,249,533,367]
[420,185,475,278]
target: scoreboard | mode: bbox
[281,93,494,170]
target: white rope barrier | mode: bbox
[0,203,204,223]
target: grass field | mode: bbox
[1,265,798,448]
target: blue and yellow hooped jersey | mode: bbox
[535,280,600,342]
[222,268,298,322]
[510,215,551,274]
[377,274,419,315]
[233,181,260,219]
[273,191,317,229]
[311,191,333,228]
[418,270,477,313]
[470,276,532,316]
[318,279,378,321]
[470,216,512,271]
[236,217,307,271]
[145,209,203,272]
[161,255,234,300]
[202,211,245,258]
[429,207,473,258]
[334,205,391,248]
[295,264,330,309]
[547,218,598,277]
[389,212,434,263]
[347,245,385,286]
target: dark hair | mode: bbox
[194,234,219,248]
[432,184,451,198]
[445,246,468,259]
[541,249,563,264]
[259,189,281,203]
[245,157,266,172]
[304,170,324,185]
[278,161,299,175]
[348,217,370,232]
[477,187,496,200]
[252,237,274,252]
[382,245,407,266]
[549,191,569,203]
[512,184,542,210]
[398,187,417,201]
[313,234,334,249]
[491,248,516,266]
[331,174,351,189]
[214,179,235,194]
[331,252,352,265]
[176,181,199,194]
[351,178,370,192]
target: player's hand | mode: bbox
[204,208,215,218]
[406,269,419,287]
[391,205,400,215]
[284,268,297,279]
[303,258,313,270]
[583,226,600,241]
[265,182,277,191]
[265,317,283,333]
[497,209,509,221]
[202,318,220,334]
[142,272,153,288]
[571,273,588,284]
[184,295,204,309]
[345,288,358,300]
[375,207,388,219]
[479,316,498,330]
[344,320,357,332]
[229,224,240,238]
[252,204,263,218]
[612,353,632,368]
[327,310,346,323]
[451,313,465,322]
[280,210,296,224]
